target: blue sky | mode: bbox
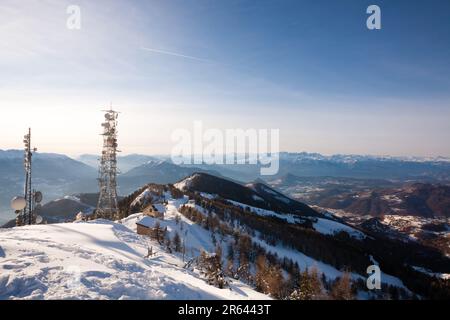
[0,0,449,156]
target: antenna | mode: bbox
[96,107,120,220]
[12,128,42,226]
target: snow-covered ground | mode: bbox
[0,190,413,300]
[174,174,201,191]
[226,199,303,224]
[0,216,268,300]
[313,218,366,240]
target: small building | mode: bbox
[142,204,164,219]
[136,216,153,236]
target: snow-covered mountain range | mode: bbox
[2,150,450,226]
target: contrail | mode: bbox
[140,47,212,63]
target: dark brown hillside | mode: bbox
[176,173,321,217]
[318,183,450,218]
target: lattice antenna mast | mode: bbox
[18,128,36,226]
[96,108,120,220]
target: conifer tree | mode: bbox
[198,250,228,289]
[173,232,182,252]
[225,258,236,278]
[255,255,269,293]
[153,221,163,244]
[331,272,354,300]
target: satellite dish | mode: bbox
[34,191,43,203]
[35,215,43,224]
[34,203,42,211]
[11,196,26,211]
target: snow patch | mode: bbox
[174,174,200,191]
[313,218,366,240]
[412,266,450,280]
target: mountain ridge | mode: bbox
[174,172,321,217]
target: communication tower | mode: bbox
[11,128,43,226]
[96,108,120,219]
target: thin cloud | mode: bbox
[140,47,212,63]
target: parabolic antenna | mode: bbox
[34,191,43,203]
[11,196,26,211]
[35,215,43,224]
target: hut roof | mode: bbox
[136,216,153,228]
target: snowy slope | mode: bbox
[124,197,349,281]
[0,185,413,300]
[123,196,220,258]
[313,218,366,240]
[226,199,366,240]
[0,218,269,300]
[126,194,407,289]
[174,173,201,191]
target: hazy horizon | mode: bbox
[2,147,450,161]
